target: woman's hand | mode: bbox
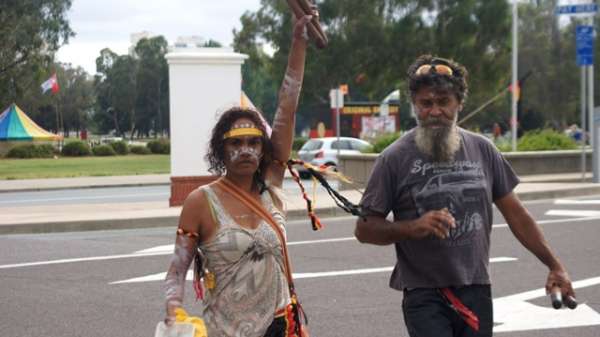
[293,14,313,41]
[165,299,182,326]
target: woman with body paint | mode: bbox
[163,13,313,337]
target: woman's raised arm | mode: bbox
[267,14,312,186]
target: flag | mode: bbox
[41,73,59,94]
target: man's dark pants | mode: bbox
[402,285,493,337]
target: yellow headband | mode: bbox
[223,127,264,139]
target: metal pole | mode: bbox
[511,2,519,151]
[336,88,341,159]
[587,16,597,183]
[581,66,587,181]
[590,63,597,182]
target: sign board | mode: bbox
[576,25,594,66]
[329,89,344,109]
[556,3,598,15]
[361,116,396,138]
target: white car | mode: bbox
[296,137,372,179]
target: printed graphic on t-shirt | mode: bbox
[410,159,488,245]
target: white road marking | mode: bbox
[135,244,173,254]
[109,257,517,284]
[0,251,168,269]
[0,192,169,205]
[133,237,358,255]
[494,276,600,332]
[491,214,600,229]
[5,212,600,270]
[555,199,600,205]
[288,237,356,246]
[546,210,600,217]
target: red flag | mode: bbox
[41,73,59,94]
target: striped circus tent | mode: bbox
[0,103,61,141]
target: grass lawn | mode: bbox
[0,155,170,180]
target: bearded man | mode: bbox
[354,55,575,337]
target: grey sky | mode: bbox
[56,0,262,74]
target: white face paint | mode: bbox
[228,146,261,163]
[280,73,302,101]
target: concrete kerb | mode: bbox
[2,185,600,235]
[0,182,169,194]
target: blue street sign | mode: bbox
[576,25,594,66]
[556,3,598,15]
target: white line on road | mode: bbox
[0,251,168,269]
[494,276,600,332]
[4,214,600,270]
[295,257,517,280]
[546,210,600,217]
[0,236,361,269]
[491,214,600,229]
[555,199,600,205]
[0,192,169,205]
[109,257,517,284]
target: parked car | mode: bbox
[296,137,372,179]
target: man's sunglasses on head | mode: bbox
[415,64,454,77]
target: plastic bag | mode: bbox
[154,308,208,337]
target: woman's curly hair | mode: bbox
[407,54,469,104]
[205,107,273,180]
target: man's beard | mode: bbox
[415,117,461,162]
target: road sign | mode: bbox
[556,3,598,15]
[329,88,344,109]
[576,25,594,66]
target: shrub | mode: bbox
[147,138,170,154]
[92,144,117,156]
[109,140,129,155]
[517,129,578,151]
[369,132,401,153]
[61,140,91,157]
[130,145,151,155]
[293,137,308,151]
[37,144,57,157]
[6,144,55,159]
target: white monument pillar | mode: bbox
[166,47,248,206]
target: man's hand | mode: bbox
[546,267,576,303]
[408,208,456,239]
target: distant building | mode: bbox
[171,36,206,51]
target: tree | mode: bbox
[134,36,169,137]
[204,39,223,47]
[233,0,512,132]
[92,37,170,138]
[515,1,581,130]
[0,0,74,109]
[93,50,138,137]
[54,64,95,136]
[233,11,278,122]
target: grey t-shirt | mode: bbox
[360,128,519,290]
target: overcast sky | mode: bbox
[56,0,262,75]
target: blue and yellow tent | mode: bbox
[0,103,61,141]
